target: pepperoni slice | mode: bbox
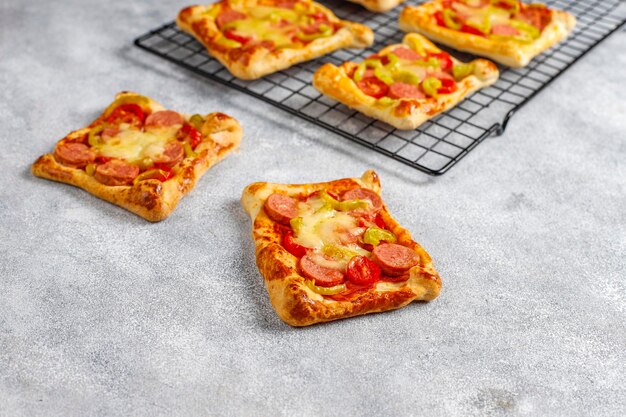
[264,193,297,225]
[54,142,95,168]
[152,141,185,168]
[94,159,140,186]
[342,187,383,212]
[216,9,247,29]
[300,254,345,287]
[372,243,419,277]
[145,110,185,129]
[391,47,423,61]
[388,82,426,100]
[491,24,520,36]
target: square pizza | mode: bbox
[177,0,374,80]
[241,170,442,326]
[32,92,242,222]
[313,33,499,130]
[399,0,576,68]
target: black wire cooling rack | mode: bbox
[135,0,625,175]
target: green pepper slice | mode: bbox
[422,77,442,97]
[395,70,422,85]
[88,125,104,147]
[377,97,397,106]
[374,66,394,86]
[363,227,397,246]
[305,280,346,295]
[85,163,96,176]
[353,62,367,82]
[509,19,541,39]
[319,191,369,211]
[290,217,303,233]
[189,114,205,131]
[452,62,475,81]
[183,142,197,158]
[442,9,462,30]
[322,244,360,262]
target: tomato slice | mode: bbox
[283,231,308,258]
[356,77,389,99]
[223,29,252,44]
[434,11,446,27]
[177,123,202,149]
[105,104,145,128]
[346,255,381,286]
[152,163,174,180]
[460,24,486,37]
[437,78,458,95]
[430,52,453,72]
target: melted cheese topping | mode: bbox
[93,126,179,163]
[293,196,370,269]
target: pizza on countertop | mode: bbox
[32,92,242,221]
[241,170,442,326]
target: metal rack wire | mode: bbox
[134,0,625,175]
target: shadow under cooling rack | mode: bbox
[135,0,626,175]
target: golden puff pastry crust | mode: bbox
[313,33,499,130]
[241,170,442,327]
[177,0,374,80]
[399,1,576,68]
[348,0,405,13]
[32,92,242,222]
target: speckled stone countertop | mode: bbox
[1,1,625,416]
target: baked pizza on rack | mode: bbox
[313,33,499,130]
[177,0,374,79]
[241,170,442,326]
[348,0,405,13]
[399,0,576,67]
[32,92,242,222]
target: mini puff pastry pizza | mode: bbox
[177,0,374,79]
[32,92,242,222]
[347,0,405,13]
[241,170,442,326]
[313,33,499,130]
[399,0,576,68]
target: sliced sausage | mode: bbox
[300,254,345,287]
[388,82,426,100]
[145,110,185,129]
[54,142,95,168]
[94,159,140,186]
[216,9,247,29]
[152,141,184,168]
[391,47,423,61]
[342,187,383,212]
[491,24,520,36]
[264,193,297,225]
[372,243,419,277]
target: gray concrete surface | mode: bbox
[1,1,625,416]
